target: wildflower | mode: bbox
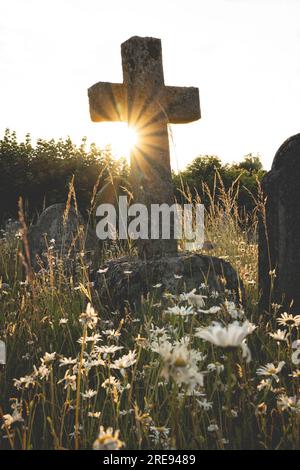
[210,290,219,298]
[111,351,137,372]
[180,289,207,308]
[149,325,169,338]
[255,403,267,416]
[240,339,252,363]
[289,369,300,378]
[72,358,91,375]
[291,340,300,365]
[195,321,252,348]
[79,303,98,330]
[95,345,123,356]
[103,329,121,339]
[277,312,300,328]
[14,375,36,390]
[179,389,205,398]
[277,395,300,413]
[93,426,124,450]
[78,333,102,344]
[291,350,300,365]
[86,358,106,368]
[81,389,97,399]
[247,322,257,334]
[269,329,288,342]
[225,301,244,319]
[257,378,273,391]
[58,370,77,391]
[123,270,132,275]
[88,412,101,418]
[152,338,204,393]
[292,339,300,366]
[119,409,134,416]
[174,274,183,279]
[2,409,24,429]
[59,318,68,325]
[157,380,168,387]
[42,352,56,364]
[207,424,219,432]
[34,364,51,380]
[153,283,162,288]
[198,306,221,314]
[207,362,224,374]
[87,333,102,343]
[197,398,213,411]
[102,376,122,391]
[271,303,282,313]
[59,357,77,367]
[256,361,285,382]
[165,305,194,317]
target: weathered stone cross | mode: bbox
[88,36,200,259]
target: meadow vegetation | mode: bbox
[0,131,299,450]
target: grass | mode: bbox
[0,178,299,450]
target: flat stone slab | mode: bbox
[95,252,244,309]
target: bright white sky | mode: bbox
[1,0,300,170]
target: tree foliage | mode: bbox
[0,129,129,223]
[173,154,265,215]
[0,130,265,224]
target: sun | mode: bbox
[95,122,138,160]
[120,125,138,156]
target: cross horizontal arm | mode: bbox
[88,83,200,125]
[164,86,200,124]
[88,82,125,122]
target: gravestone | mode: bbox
[88,36,243,307]
[89,36,200,259]
[259,134,300,313]
[29,204,99,271]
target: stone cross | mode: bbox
[259,133,300,313]
[88,36,200,258]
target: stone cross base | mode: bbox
[95,252,244,310]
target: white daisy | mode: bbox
[195,321,252,348]
[256,361,285,382]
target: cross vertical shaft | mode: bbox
[88,36,201,259]
[121,37,176,258]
